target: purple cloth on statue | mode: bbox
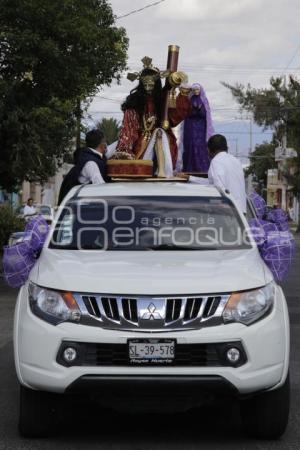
[182,84,214,173]
[3,215,49,288]
[249,192,267,219]
[183,102,210,172]
[249,218,295,282]
[193,83,214,141]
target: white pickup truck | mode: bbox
[14,181,290,438]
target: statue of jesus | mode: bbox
[108,55,191,177]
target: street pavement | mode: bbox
[0,239,300,450]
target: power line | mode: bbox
[95,95,122,103]
[281,42,300,75]
[127,63,300,73]
[116,0,167,20]
[126,58,300,72]
[92,97,300,112]
[216,131,273,135]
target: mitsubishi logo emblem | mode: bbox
[142,303,163,320]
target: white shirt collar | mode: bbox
[213,151,227,161]
[88,147,103,158]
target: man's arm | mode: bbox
[177,160,226,188]
[188,175,210,185]
[209,160,226,190]
[176,173,210,185]
[81,161,105,184]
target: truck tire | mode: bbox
[240,373,290,439]
[18,385,58,438]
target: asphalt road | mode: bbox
[0,239,300,450]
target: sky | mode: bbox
[87,0,300,163]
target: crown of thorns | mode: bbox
[127,56,170,82]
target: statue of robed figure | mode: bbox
[180,83,214,173]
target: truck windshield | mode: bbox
[49,196,252,251]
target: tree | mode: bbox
[97,117,120,145]
[0,204,25,247]
[245,142,277,188]
[223,77,300,147]
[0,0,128,191]
[223,76,300,228]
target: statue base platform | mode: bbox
[185,172,209,178]
[111,177,188,183]
[107,159,153,178]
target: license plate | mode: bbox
[128,339,175,364]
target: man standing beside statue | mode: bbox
[178,134,247,214]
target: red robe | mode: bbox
[116,94,191,169]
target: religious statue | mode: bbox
[181,83,214,173]
[107,46,191,178]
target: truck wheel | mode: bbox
[18,385,58,438]
[240,373,290,439]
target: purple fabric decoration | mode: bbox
[3,241,36,288]
[266,208,289,231]
[248,218,271,246]
[249,218,295,282]
[3,215,49,288]
[182,83,214,173]
[262,230,295,282]
[24,215,49,251]
[249,192,267,219]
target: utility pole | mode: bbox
[249,116,253,154]
[76,98,81,149]
[228,138,238,157]
[238,114,253,155]
[281,75,288,211]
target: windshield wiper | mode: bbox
[145,244,217,251]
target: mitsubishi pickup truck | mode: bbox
[14,181,290,438]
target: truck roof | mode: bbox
[69,182,222,199]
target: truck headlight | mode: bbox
[28,282,81,325]
[223,282,275,325]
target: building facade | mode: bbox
[267,147,299,224]
[20,163,72,207]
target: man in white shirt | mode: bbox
[58,129,108,204]
[23,198,36,217]
[178,134,247,214]
[77,129,108,184]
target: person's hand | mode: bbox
[168,71,188,88]
[175,172,189,180]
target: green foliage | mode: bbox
[223,76,300,196]
[0,0,128,191]
[245,142,277,186]
[0,204,25,247]
[97,117,120,145]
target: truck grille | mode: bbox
[57,341,247,368]
[122,298,138,322]
[74,293,230,331]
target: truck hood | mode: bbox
[30,247,272,295]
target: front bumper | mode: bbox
[14,284,290,396]
[66,375,238,411]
